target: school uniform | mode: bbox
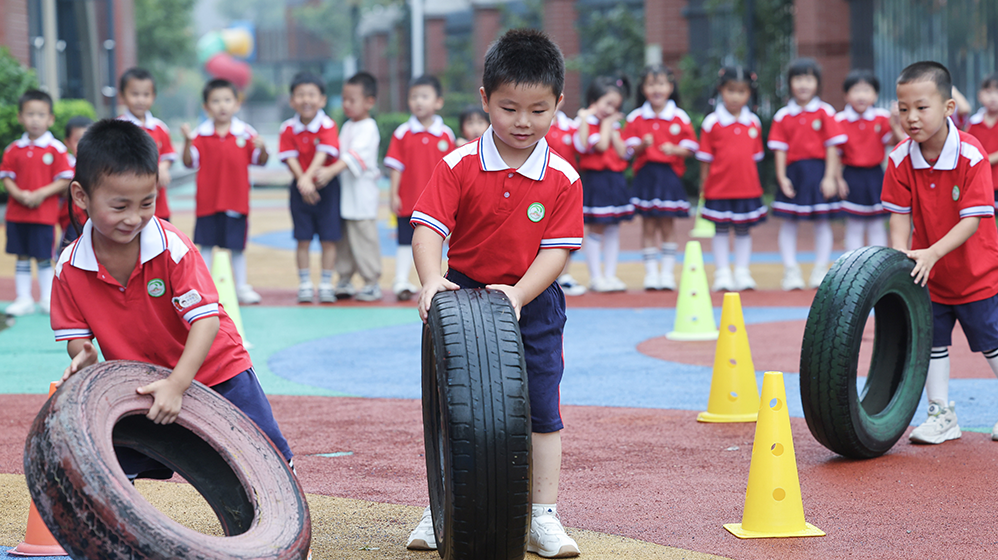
[768,97,848,219]
[836,105,893,217]
[882,119,998,351]
[187,117,263,250]
[622,100,699,217]
[335,117,383,285]
[576,116,634,224]
[118,112,177,220]
[545,111,579,168]
[966,108,998,206]
[384,115,456,245]
[695,104,767,226]
[411,127,583,432]
[0,132,74,260]
[278,110,342,242]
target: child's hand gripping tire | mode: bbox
[422,289,532,560]
[800,246,932,459]
[24,360,311,560]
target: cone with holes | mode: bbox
[211,251,250,349]
[725,372,825,538]
[666,241,719,341]
[698,292,760,422]
[10,382,68,557]
[689,195,716,238]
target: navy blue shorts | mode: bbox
[932,294,998,352]
[582,169,635,224]
[446,269,567,433]
[398,215,414,246]
[116,368,293,478]
[772,159,842,220]
[290,177,341,242]
[630,162,691,218]
[842,165,887,218]
[6,222,54,261]
[194,212,248,250]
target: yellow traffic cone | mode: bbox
[666,241,718,341]
[725,372,825,538]
[211,251,250,349]
[689,196,716,238]
[698,293,760,422]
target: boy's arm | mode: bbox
[889,212,912,251]
[60,338,99,384]
[413,225,460,321]
[285,157,319,205]
[253,136,269,166]
[136,315,219,425]
[699,161,710,195]
[158,160,172,188]
[180,124,195,168]
[389,169,403,215]
[2,177,26,205]
[989,151,998,165]
[897,215,980,287]
[774,150,794,197]
[30,178,71,207]
[313,159,348,187]
[486,248,570,320]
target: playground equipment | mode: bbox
[666,241,719,341]
[698,292,760,423]
[197,26,255,90]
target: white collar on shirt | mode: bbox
[969,107,996,126]
[841,104,878,122]
[406,114,446,136]
[908,118,961,171]
[554,111,576,131]
[120,111,158,130]
[67,218,172,272]
[291,110,328,134]
[478,126,550,181]
[15,131,55,148]
[639,100,678,121]
[714,103,755,127]
[195,116,250,137]
[785,97,823,116]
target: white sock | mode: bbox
[15,260,31,301]
[778,221,798,268]
[712,233,730,269]
[584,233,603,280]
[200,246,214,270]
[298,269,311,285]
[602,225,620,279]
[868,217,888,247]
[37,261,54,302]
[814,219,833,269]
[395,245,414,285]
[231,250,248,288]
[642,247,658,276]
[532,503,558,517]
[984,348,998,379]
[660,242,678,277]
[734,234,752,269]
[926,348,950,404]
[844,217,864,252]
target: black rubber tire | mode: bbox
[24,360,311,560]
[801,246,932,459]
[422,289,532,560]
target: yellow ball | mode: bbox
[222,28,254,58]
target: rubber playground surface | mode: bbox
[1,177,997,559]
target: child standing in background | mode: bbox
[456,105,489,146]
[384,75,456,301]
[180,78,268,305]
[836,69,895,251]
[546,109,587,296]
[58,116,93,249]
[965,73,998,206]
[577,76,633,292]
[768,58,847,290]
[117,67,176,222]
[623,65,698,291]
[696,66,767,292]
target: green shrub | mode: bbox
[52,98,98,140]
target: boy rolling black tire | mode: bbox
[24,360,310,560]
[422,289,532,560]
[801,246,932,459]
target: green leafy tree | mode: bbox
[134,0,197,86]
[0,47,39,107]
[571,4,645,110]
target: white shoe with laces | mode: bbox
[528,508,580,558]
[236,284,262,305]
[557,274,587,296]
[643,271,660,291]
[297,282,314,304]
[659,270,677,291]
[406,506,437,550]
[733,267,756,291]
[809,264,830,289]
[712,266,734,292]
[909,401,961,444]
[5,298,35,316]
[781,265,805,291]
[605,276,627,292]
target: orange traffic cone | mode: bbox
[10,382,68,557]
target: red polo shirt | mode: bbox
[882,120,998,305]
[621,100,699,175]
[0,132,74,225]
[966,108,998,194]
[695,105,764,199]
[278,110,340,171]
[384,115,456,216]
[575,115,629,172]
[768,98,847,164]
[545,111,579,169]
[51,218,251,387]
[118,112,176,220]
[187,117,262,217]
[411,127,583,285]
[835,105,893,168]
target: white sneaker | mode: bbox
[354,284,383,302]
[318,283,337,303]
[712,266,734,292]
[733,267,757,291]
[236,284,262,305]
[909,401,961,444]
[38,297,51,314]
[643,272,660,291]
[808,264,829,289]
[590,276,611,292]
[557,274,587,296]
[781,265,805,291]
[605,276,627,292]
[297,282,314,304]
[334,280,356,299]
[5,298,35,316]
[659,270,677,291]
[992,418,998,441]
[393,281,417,301]
[528,510,580,558]
[406,506,437,550]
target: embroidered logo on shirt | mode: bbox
[952,186,960,201]
[875,123,882,133]
[147,279,165,297]
[236,137,246,148]
[438,139,450,152]
[562,134,572,146]
[812,119,822,131]
[748,127,758,139]
[42,153,53,165]
[669,123,681,136]
[527,202,545,223]
[172,289,202,311]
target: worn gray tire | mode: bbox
[422,289,531,560]
[801,246,932,459]
[24,360,311,559]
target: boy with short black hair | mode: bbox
[384,74,456,301]
[965,73,998,206]
[118,67,177,221]
[58,115,94,248]
[408,29,582,558]
[180,78,269,305]
[1,89,74,316]
[884,61,998,445]
[278,71,342,304]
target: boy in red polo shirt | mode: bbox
[180,78,269,305]
[117,67,177,221]
[408,29,583,558]
[884,61,998,445]
[1,89,74,316]
[52,118,293,478]
[384,74,456,301]
[965,73,998,205]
